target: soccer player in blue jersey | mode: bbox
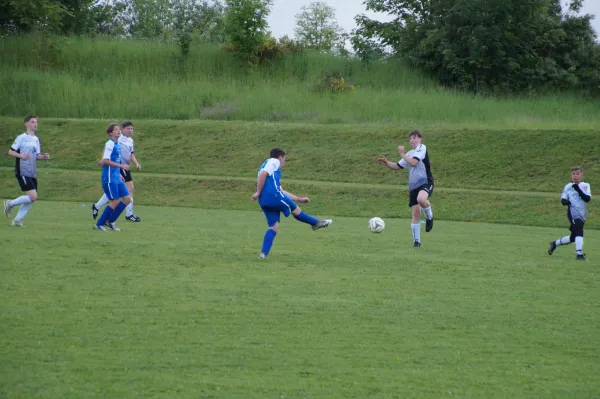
[4,115,50,227]
[93,123,132,231]
[377,130,435,247]
[251,148,332,259]
[548,166,592,260]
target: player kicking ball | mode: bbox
[251,148,332,259]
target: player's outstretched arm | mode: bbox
[281,189,309,203]
[377,156,401,170]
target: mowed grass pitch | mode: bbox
[1,202,599,398]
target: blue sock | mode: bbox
[109,202,127,223]
[96,206,113,227]
[294,211,318,226]
[261,229,277,255]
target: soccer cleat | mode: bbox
[93,224,107,231]
[425,217,434,232]
[257,253,267,259]
[413,241,421,248]
[548,241,557,255]
[312,219,333,231]
[91,204,99,220]
[4,200,12,218]
[108,222,121,231]
[576,254,587,261]
[125,215,141,222]
[12,219,24,227]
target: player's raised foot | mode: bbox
[93,224,107,231]
[108,222,121,231]
[4,200,12,218]
[576,254,587,261]
[548,241,557,255]
[413,241,421,248]
[425,217,434,232]
[12,219,24,227]
[91,204,99,220]
[257,253,267,259]
[125,215,141,222]
[312,219,333,231]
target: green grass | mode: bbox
[1,202,599,398]
[1,35,599,127]
[1,117,599,195]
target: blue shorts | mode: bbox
[260,194,298,227]
[102,181,130,200]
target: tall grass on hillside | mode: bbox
[1,35,600,127]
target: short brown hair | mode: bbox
[122,121,133,128]
[408,129,422,138]
[270,148,286,159]
[24,114,36,123]
[106,123,120,134]
[571,166,583,172]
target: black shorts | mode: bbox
[409,183,434,207]
[120,169,132,182]
[16,175,38,192]
[569,218,585,238]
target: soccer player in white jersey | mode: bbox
[94,123,132,231]
[548,166,592,260]
[251,148,333,259]
[92,121,142,222]
[377,130,435,247]
[4,115,50,227]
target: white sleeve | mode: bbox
[261,159,280,175]
[561,184,570,200]
[10,134,24,151]
[397,158,408,169]
[36,139,41,154]
[102,141,114,160]
[412,144,427,161]
[581,183,592,198]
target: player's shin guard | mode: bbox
[109,202,127,223]
[96,206,114,227]
[96,194,109,209]
[126,197,134,217]
[261,229,277,255]
[11,195,32,206]
[294,211,318,225]
[411,223,421,243]
[575,236,584,254]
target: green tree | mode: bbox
[294,1,344,53]
[355,0,600,95]
[224,0,273,64]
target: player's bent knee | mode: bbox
[292,207,302,216]
[122,196,132,205]
[27,191,38,202]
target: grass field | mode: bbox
[1,202,599,398]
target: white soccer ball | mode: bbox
[369,217,385,233]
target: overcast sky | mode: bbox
[268,0,600,41]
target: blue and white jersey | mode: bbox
[258,158,284,205]
[562,181,591,221]
[11,133,41,178]
[101,139,122,184]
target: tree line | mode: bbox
[2,0,599,96]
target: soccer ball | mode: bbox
[369,217,385,233]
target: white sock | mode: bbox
[575,237,583,254]
[15,202,33,221]
[126,197,134,217]
[423,206,433,220]
[96,194,109,208]
[11,195,32,207]
[556,236,571,246]
[411,223,421,243]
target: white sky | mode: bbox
[268,0,600,41]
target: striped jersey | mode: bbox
[257,158,284,205]
[101,139,122,184]
[11,133,41,178]
[562,182,592,221]
[118,135,134,164]
[397,144,434,190]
